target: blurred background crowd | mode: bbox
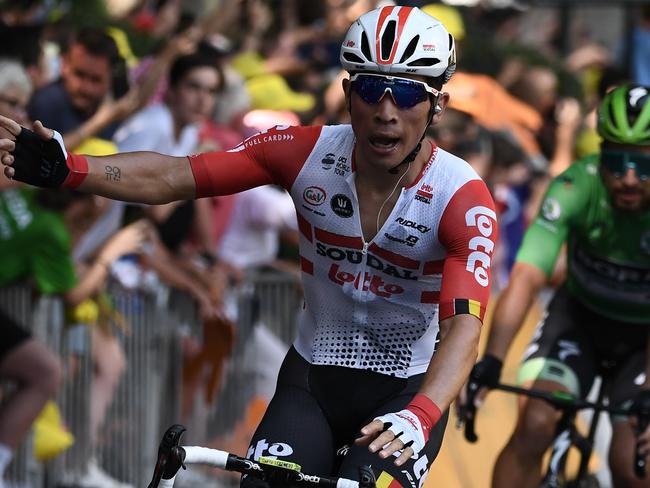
[0,0,648,487]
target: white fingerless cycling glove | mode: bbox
[373,394,442,455]
[374,409,427,454]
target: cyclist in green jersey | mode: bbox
[467,83,650,488]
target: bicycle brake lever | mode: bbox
[147,424,187,488]
[462,381,479,443]
[358,465,377,488]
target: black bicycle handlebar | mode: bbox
[461,380,631,444]
[148,424,377,488]
[460,380,650,480]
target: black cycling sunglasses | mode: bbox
[350,73,438,109]
[601,150,650,181]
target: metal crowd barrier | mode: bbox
[1,268,302,487]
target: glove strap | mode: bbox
[406,394,442,443]
[63,153,89,189]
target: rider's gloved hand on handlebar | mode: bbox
[459,354,503,412]
[470,354,503,389]
[356,394,441,466]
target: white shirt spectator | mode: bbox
[113,103,199,155]
[218,185,297,269]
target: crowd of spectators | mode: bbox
[0,0,647,487]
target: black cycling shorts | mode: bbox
[0,308,31,363]
[242,346,448,488]
[519,285,647,413]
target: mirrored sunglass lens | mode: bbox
[601,152,626,176]
[353,76,428,108]
[602,151,650,179]
[353,76,386,104]
[633,156,650,179]
[392,82,428,108]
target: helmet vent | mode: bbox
[381,21,397,61]
[408,57,439,67]
[361,32,372,62]
[399,35,420,64]
[343,52,365,64]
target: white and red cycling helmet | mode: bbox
[340,6,456,84]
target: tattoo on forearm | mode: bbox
[105,166,121,182]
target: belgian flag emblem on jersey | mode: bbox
[453,298,483,320]
[376,471,402,488]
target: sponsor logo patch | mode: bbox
[415,183,433,204]
[384,233,419,247]
[465,206,497,287]
[321,153,336,170]
[335,156,350,176]
[328,264,404,298]
[541,197,561,221]
[303,186,326,206]
[331,194,354,218]
[317,242,418,280]
[395,217,430,233]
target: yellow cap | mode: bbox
[422,3,465,41]
[246,75,315,113]
[33,401,74,461]
[74,137,119,156]
[231,51,268,79]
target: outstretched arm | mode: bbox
[0,116,196,204]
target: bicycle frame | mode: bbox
[461,378,644,488]
[148,424,377,488]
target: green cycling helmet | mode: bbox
[598,84,650,145]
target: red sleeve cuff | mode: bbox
[188,154,211,198]
[407,394,442,441]
[63,153,88,189]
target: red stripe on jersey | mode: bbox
[420,291,440,304]
[300,256,314,275]
[188,125,322,198]
[406,142,436,189]
[437,179,497,322]
[368,243,419,269]
[297,213,313,242]
[314,228,364,249]
[423,260,444,275]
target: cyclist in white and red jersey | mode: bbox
[0,6,497,486]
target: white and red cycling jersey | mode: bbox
[189,124,497,378]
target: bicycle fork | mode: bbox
[541,411,595,488]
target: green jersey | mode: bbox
[516,155,650,323]
[0,188,77,294]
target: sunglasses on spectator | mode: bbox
[350,73,438,109]
[601,150,650,181]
